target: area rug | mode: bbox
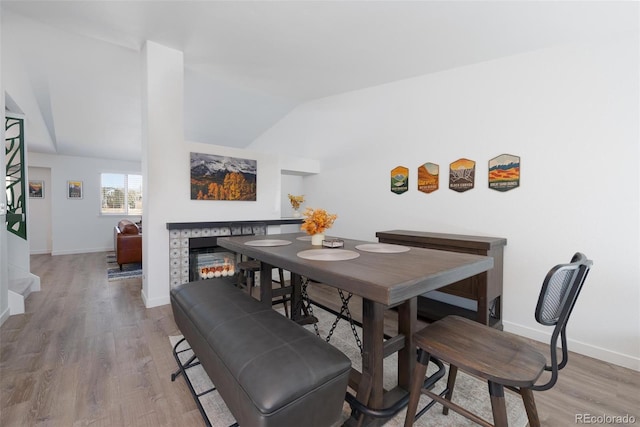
[169,306,528,427]
[106,253,142,281]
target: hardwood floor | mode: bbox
[1,253,200,426]
[305,283,640,426]
[1,252,639,426]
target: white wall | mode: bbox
[141,41,319,308]
[141,137,301,307]
[27,166,51,254]
[281,174,305,217]
[0,3,8,325]
[27,152,141,255]
[251,37,640,370]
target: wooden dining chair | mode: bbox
[404,252,593,427]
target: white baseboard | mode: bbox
[141,290,170,308]
[8,289,25,315]
[51,246,113,256]
[0,306,10,326]
[29,273,41,292]
[30,249,51,255]
[504,321,640,372]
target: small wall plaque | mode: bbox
[29,180,44,199]
[489,154,520,192]
[449,158,475,193]
[390,166,409,194]
[418,162,439,194]
[67,180,83,199]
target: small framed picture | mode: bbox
[28,180,44,199]
[67,180,83,199]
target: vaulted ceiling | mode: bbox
[2,1,636,161]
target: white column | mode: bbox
[141,41,184,307]
[0,3,9,324]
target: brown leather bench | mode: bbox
[170,277,351,427]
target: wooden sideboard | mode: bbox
[376,230,507,329]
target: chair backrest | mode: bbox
[532,252,592,390]
[535,252,591,326]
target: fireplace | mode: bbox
[167,219,303,288]
[190,247,236,281]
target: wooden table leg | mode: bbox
[343,298,418,426]
[259,262,274,308]
[290,273,303,321]
[345,299,385,427]
[397,297,417,390]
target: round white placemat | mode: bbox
[297,249,360,261]
[244,239,292,247]
[355,243,411,253]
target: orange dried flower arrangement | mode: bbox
[288,194,305,210]
[301,207,337,235]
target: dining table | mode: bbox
[217,232,494,427]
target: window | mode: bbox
[101,173,143,215]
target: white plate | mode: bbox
[297,249,360,261]
[355,243,410,253]
[244,239,292,247]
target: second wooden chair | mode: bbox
[404,252,593,427]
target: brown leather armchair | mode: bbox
[114,219,142,270]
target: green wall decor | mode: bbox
[5,116,27,239]
[390,166,409,194]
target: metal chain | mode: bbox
[325,289,363,353]
[325,291,350,341]
[300,277,363,353]
[299,277,321,337]
[340,289,363,353]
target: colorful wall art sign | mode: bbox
[449,158,475,193]
[488,154,520,192]
[390,166,409,194]
[418,162,439,194]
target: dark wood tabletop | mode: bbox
[218,232,494,307]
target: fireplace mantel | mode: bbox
[166,218,303,230]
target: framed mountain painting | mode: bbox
[190,152,257,201]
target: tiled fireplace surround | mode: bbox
[166,219,303,288]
